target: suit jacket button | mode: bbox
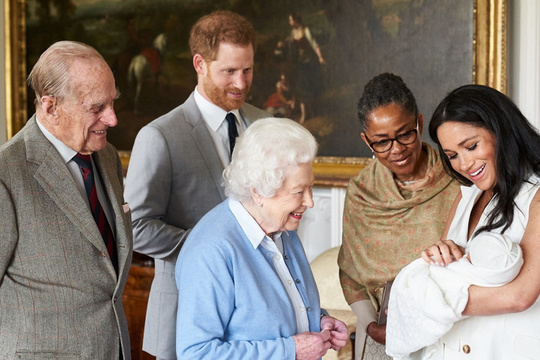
[462,345,471,354]
[99,252,107,257]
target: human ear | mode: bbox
[360,132,372,151]
[250,188,263,206]
[417,113,424,135]
[40,95,60,125]
[193,54,207,75]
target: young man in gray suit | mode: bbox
[0,41,133,359]
[124,11,269,360]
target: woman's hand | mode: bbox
[421,239,464,266]
[366,322,386,345]
[320,315,349,351]
[293,331,332,360]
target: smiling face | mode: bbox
[196,42,254,111]
[53,58,118,154]
[361,103,426,182]
[437,121,498,192]
[253,163,314,235]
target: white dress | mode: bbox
[386,232,523,360]
[427,175,540,359]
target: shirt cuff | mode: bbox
[320,308,329,319]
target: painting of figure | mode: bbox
[23,0,474,158]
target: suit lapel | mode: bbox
[92,149,132,278]
[238,105,255,127]
[184,94,227,200]
[26,117,125,278]
[25,118,108,256]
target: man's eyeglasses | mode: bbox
[364,117,419,153]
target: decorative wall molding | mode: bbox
[510,0,540,130]
[298,187,346,262]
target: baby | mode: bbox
[385,232,523,360]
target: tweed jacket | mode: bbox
[0,116,133,359]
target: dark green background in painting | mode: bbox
[25,0,473,158]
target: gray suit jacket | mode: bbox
[124,92,268,359]
[0,116,133,360]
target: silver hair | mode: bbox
[27,41,105,106]
[223,117,318,202]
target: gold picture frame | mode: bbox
[4,0,507,187]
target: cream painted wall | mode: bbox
[509,0,540,129]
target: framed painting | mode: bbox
[5,0,506,186]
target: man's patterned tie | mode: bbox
[72,153,118,272]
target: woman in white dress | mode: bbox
[421,84,540,359]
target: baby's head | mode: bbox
[468,232,521,269]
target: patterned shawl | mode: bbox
[338,143,459,311]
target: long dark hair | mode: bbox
[429,84,540,234]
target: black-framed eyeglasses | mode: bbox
[364,117,419,153]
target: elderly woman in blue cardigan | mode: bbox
[175,117,348,360]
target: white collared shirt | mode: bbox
[35,117,115,233]
[194,87,248,167]
[229,199,310,333]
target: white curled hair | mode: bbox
[223,117,318,203]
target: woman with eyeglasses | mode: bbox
[338,73,460,359]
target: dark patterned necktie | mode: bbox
[72,153,118,272]
[225,112,239,158]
